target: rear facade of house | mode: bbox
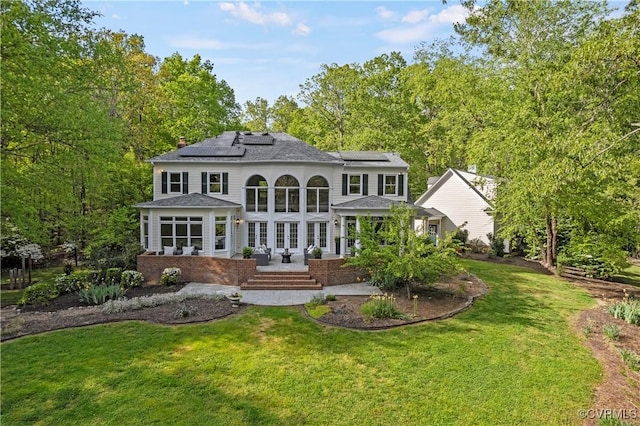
[136,131,410,258]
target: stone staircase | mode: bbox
[241,271,321,290]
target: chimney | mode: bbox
[177,136,187,149]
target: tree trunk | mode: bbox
[544,211,558,273]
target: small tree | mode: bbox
[344,204,462,298]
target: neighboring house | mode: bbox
[414,168,499,247]
[136,131,410,258]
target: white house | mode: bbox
[414,168,498,246]
[136,131,410,258]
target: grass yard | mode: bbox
[1,260,601,425]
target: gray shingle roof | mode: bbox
[149,131,341,164]
[414,207,446,219]
[333,195,412,210]
[136,193,241,208]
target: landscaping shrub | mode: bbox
[361,294,409,322]
[173,303,199,318]
[85,270,102,285]
[104,268,122,286]
[121,270,143,289]
[54,273,89,294]
[77,284,126,305]
[606,298,640,325]
[487,233,505,257]
[160,267,181,286]
[369,272,404,291]
[19,282,59,306]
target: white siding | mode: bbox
[419,174,495,244]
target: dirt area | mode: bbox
[312,273,487,329]
[568,277,640,425]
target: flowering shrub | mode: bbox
[54,273,89,294]
[19,282,59,306]
[121,270,144,289]
[104,268,122,286]
[160,267,181,286]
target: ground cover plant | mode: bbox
[1,260,603,425]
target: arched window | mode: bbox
[306,176,329,213]
[246,175,268,212]
[275,175,299,213]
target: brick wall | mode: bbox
[137,253,256,285]
[308,258,369,286]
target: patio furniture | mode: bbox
[252,252,270,266]
[281,252,292,263]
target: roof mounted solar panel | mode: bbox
[179,146,246,157]
[339,151,389,161]
[241,134,274,145]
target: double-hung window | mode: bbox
[349,175,361,195]
[161,171,188,194]
[342,174,368,196]
[384,174,397,195]
[202,172,229,195]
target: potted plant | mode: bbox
[242,247,253,259]
[312,246,323,259]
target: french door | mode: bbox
[276,222,299,251]
[306,222,328,250]
[247,222,267,248]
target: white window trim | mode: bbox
[384,174,398,196]
[208,172,223,194]
[348,174,362,195]
[168,172,183,194]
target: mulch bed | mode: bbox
[1,284,245,341]
[311,273,488,330]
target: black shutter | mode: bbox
[222,172,229,195]
[342,174,347,196]
[182,172,189,194]
[378,174,384,196]
[161,171,168,194]
[362,174,368,196]
[201,172,208,194]
[398,174,404,197]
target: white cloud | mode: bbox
[169,36,273,51]
[293,23,311,37]
[376,6,395,20]
[401,9,429,24]
[428,5,468,24]
[219,2,292,26]
[377,5,470,44]
[111,13,121,20]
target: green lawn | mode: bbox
[1,260,601,425]
[614,264,640,287]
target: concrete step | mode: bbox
[252,274,313,281]
[241,280,322,290]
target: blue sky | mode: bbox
[84,1,470,105]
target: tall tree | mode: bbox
[1,0,126,245]
[155,53,241,147]
[455,0,639,268]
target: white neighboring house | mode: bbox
[414,168,501,248]
[136,131,410,258]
